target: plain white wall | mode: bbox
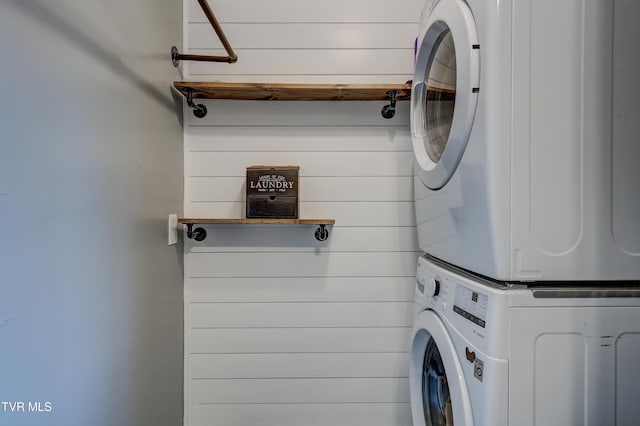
[0,1,184,425]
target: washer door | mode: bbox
[410,310,473,426]
[411,0,480,190]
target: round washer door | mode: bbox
[411,0,480,190]
[410,310,473,426]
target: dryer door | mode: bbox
[411,0,479,190]
[410,310,473,426]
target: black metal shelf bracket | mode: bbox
[185,88,208,118]
[381,90,399,119]
[185,224,207,242]
[183,222,331,242]
[315,225,329,241]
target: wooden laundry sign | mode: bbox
[246,166,299,218]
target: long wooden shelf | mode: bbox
[178,217,335,242]
[173,82,412,101]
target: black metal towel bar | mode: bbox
[171,0,237,66]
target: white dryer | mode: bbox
[410,255,640,426]
[411,0,640,281]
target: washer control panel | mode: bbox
[416,257,450,311]
[426,275,441,298]
[453,284,489,328]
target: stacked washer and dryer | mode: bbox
[408,0,640,425]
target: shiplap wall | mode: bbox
[183,1,422,425]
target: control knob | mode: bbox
[426,276,441,298]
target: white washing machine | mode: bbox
[411,0,640,281]
[410,255,640,426]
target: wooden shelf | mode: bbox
[173,81,411,119]
[178,218,335,241]
[179,218,334,225]
[173,82,412,102]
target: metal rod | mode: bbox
[197,0,237,63]
[171,0,237,66]
[174,53,237,63]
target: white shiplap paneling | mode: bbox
[182,74,415,84]
[188,251,416,278]
[186,101,410,127]
[188,151,414,177]
[189,302,413,328]
[183,0,421,424]
[189,352,408,379]
[188,49,414,76]
[189,403,412,426]
[186,201,417,227]
[189,176,414,202]
[189,23,417,49]
[189,378,410,404]
[187,125,412,152]
[187,277,415,302]
[185,226,418,252]
[187,0,424,23]
[187,327,412,354]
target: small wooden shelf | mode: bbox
[178,218,335,242]
[178,218,335,225]
[173,82,412,102]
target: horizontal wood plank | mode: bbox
[189,352,408,379]
[187,327,412,354]
[186,49,414,76]
[188,23,417,49]
[186,277,415,302]
[185,125,412,152]
[187,151,413,177]
[189,378,410,404]
[188,403,412,426]
[185,100,410,126]
[187,0,423,23]
[187,252,418,278]
[188,302,413,328]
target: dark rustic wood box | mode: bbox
[246,166,299,218]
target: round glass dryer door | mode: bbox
[411,0,480,190]
[410,310,473,425]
